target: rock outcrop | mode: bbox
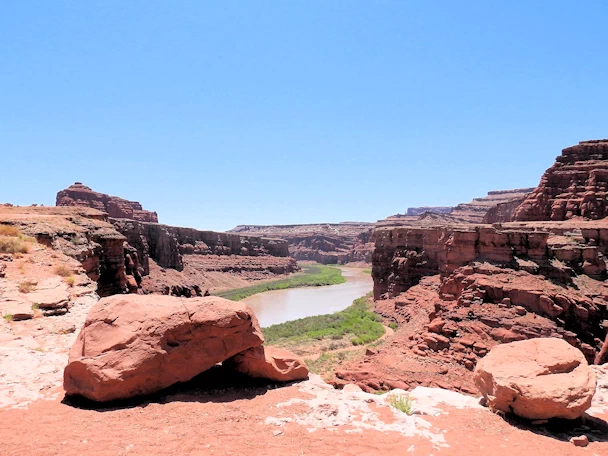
[0,206,129,296]
[225,346,309,382]
[230,222,374,264]
[450,188,535,223]
[474,338,596,419]
[64,295,264,402]
[57,183,158,223]
[115,219,290,275]
[514,140,608,221]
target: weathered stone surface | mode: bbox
[225,346,309,382]
[56,182,158,223]
[474,338,596,420]
[514,140,608,221]
[63,295,264,402]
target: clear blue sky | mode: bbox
[1,1,607,231]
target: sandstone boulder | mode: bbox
[225,346,309,382]
[64,295,263,402]
[474,338,596,419]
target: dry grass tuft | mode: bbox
[65,275,75,287]
[18,280,37,293]
[54,264,72,277]
[0,225,36,254]
[0,225,20,236]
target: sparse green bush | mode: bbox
[3,314,14,322]
[65,275,75,287]
[386,394,414,415]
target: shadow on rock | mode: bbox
[503,414,608,444]
[61,364,301,412]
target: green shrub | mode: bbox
[263,293,384,346]
[387,394,414,415]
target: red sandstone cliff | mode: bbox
[450,188,535,223]
[56,183,159,223]
[513,140,608,221]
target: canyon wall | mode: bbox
[56,183,159,223]
[112,219,290,276]
[449,188,535,223]
[513,140,608,221]
[230,222,374,264]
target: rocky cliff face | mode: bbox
[229,222,374,264]
[450,188,535,223]
[333,218,608,394]
[0,206,130,296]
[113,219,290,277]
[56,183,159,223]
[513,140,608,221]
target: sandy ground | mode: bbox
[0,370,607,456]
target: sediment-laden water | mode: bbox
[241,267,373,327]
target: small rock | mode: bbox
[272,430,283,437]
[569,435,589,447]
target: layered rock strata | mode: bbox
[514,140,608,221]
[56,183,158,223]
[334,218,608,394]
[230,222,374,264]
[450,188,535,223]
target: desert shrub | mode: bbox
[0,236,31,254]
[54,264,72,277]
[386,394,413,415]
[3,314,13,322]
[0,226,36,254]
[0,225,20,237]
[65,275,75,287]
[18,281,37,293]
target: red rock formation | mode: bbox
[56,183,159,223]
[225,346,309,382]
[64,295,264,401]
[474,338,596,420]
[514,140,608,221]
[450,188,535,223]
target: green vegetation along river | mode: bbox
[240,266,373,327]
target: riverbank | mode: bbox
[264,293,394,378]
[214,263,345,301]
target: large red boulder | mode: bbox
[64,295,263,402]
[474,338,596,420]
[225,346,309,382]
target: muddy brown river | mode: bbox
[241,267,373,327]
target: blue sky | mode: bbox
[1,1,607,231]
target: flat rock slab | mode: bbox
[1,298,34,321]
[64,294,264,402]
[27,278,69,310]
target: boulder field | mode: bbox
[63,295,308,402]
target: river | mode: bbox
[241,266,373,327]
